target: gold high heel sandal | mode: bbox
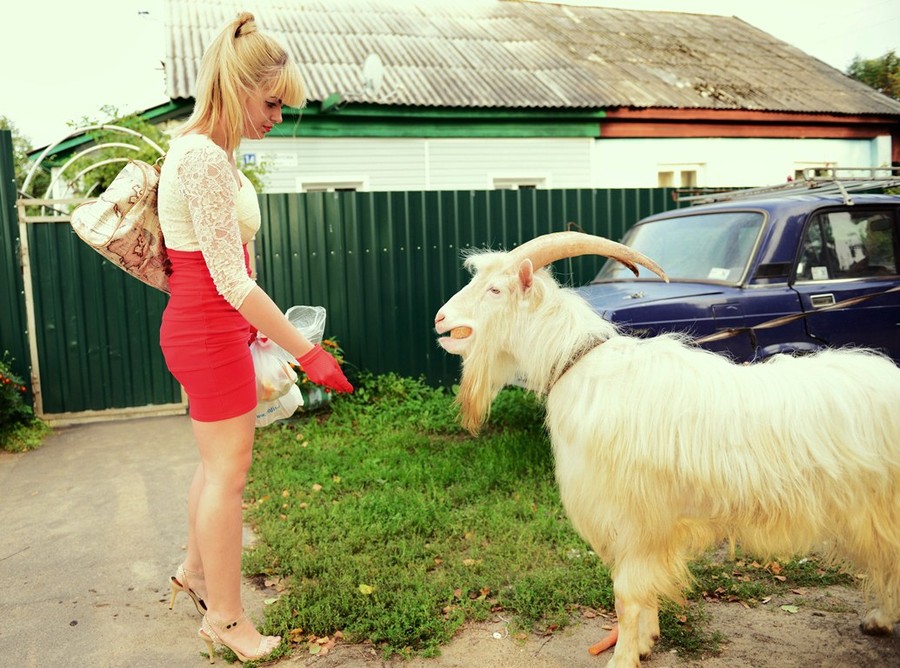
[199,613,281,664]
[168,564,207,614]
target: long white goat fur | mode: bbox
[437,247,900,666]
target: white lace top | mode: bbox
[158,134,260,308]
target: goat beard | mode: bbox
[456,346,513,435]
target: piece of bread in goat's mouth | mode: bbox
[450,327,472,339]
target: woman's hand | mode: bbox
[296,344,354,393]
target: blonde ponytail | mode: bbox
[233,12,256,38]
[179,12,305,152]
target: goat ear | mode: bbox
[517,259,534,292]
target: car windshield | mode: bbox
[593,211,765,283]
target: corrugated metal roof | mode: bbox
[163,0,900,116]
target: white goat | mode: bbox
[434,231,900,667]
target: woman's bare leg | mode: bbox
[172,462,209,605]
[184,462,206,573]
[191,410,279,653]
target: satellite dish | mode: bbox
[321,53,391,111]
[362,53,384,98]
[321,92,343,112]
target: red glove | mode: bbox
[296,344,353,394]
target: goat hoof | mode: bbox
[860,611,894,636]
[860,621,893,636]
[637,633,659,657]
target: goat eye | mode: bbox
[488,287,501,295]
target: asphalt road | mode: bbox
[0,415,273,667]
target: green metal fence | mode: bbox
[0,131,31,392]
[256,187,681,388]
[0,129,681,418]
[22,222,181,414]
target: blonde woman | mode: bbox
[157,12,352,663]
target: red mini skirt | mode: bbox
[160,247,256,422]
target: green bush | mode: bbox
[0,354,49,452]
[0,355,30,425]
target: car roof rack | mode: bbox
[676,167,900,206]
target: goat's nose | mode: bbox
[434,311,444,325]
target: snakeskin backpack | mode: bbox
[71,159,170,293]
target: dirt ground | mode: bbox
[282,584,898,668]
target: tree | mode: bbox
[0,116,50,198]
[65,106,269,194]
[4,107,270,202]
[847,50,900,101]
[66,106,171,196]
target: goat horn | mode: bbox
[509,231,669,281]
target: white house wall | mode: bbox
[239,137,428,191]
[593,136,892,188]
[240,137,594,192]
[425,138,593,190]
[239,135,892,192]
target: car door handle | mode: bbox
[810,293,836,308]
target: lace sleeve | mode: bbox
[177,146,257,309]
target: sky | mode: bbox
[2,0,898,149]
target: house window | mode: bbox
[297,179,364,192]
[492,177,545,190]
[793,163,835,181]
[658,164,703,188]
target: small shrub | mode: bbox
[486,386,546,433]
[1,355,31,424]
[338,371,463,434]
[0,354,49,452]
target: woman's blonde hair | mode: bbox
[179,12,305,151]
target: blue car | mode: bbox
[576,191,900,363]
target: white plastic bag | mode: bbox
[255,384,303,427]
[253,305,328,428]
[250,336,297,402]
[286,305,326,345]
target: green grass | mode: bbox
[243,373,855,661]
[0,417,51,453]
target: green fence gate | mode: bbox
[14,194,186,423]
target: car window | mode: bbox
[797,209,897,281]
[594,212,764,283]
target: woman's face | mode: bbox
[243,90,284,139]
